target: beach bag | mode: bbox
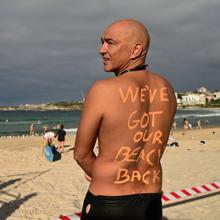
[44,145,54,162]
[52,147,62,161]
[44,145,62,162]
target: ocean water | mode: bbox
[0,111,81,136]
[0,109,220,136]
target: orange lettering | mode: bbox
[149,111,163,127]
[140,88,147,102]
[160,87,169,102]
[114,169,160,184]
[114,168,130,184]
[119,87,138,103]
[140,112,150,128]
[149,89,157,103]
[152,130,163,145]
[128,110,139,129]
[137,149,145,161]
[142,171,150,184]
[131,171,142,182]
[153,170,160,183]
[115,146,130,162]
[158,149,162,163]
[133,131,143,143]
[146,149,156,166]
[142,130,153,142]
[129,147,141,161]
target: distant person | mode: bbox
[55,124,66,153]
[172,119,177,129]
[182,118,189,135]
[197,120,202,129]
[167,133,179,147]
[29,123,35,136]
[43,126,55,146]
[74,19,177,220]
[43,125,61,162]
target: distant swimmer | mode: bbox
[74,19,177,220]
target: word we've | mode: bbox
[119,85,169,103]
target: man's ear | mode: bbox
[130,43,143,59]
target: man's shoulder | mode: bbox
[91,78,119,89]
[148,71,175,91]
[88,78,120,97]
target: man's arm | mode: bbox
[74,81,106,177]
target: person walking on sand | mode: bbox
[55,124,66,153]
[74,19,177,220]
[172,119,177,130]
[197,120,202,129]
[29,123,35,136]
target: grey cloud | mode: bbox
[0,0,220,105]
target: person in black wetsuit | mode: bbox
[55,124,66,153]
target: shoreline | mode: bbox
[1,125,220,138]
[0,106,220,111]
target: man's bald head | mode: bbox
[100,19,150,75]
[106,19,150,57]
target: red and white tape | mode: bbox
[53,212,81,220]
[162,181,220,202]
[52,181,220,220]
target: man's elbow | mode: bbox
[73,149,86,164]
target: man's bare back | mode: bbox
[75,70,176,196]
[74,19,177,219]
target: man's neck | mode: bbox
[116,62,147,76]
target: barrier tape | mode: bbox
[52,181,220,220]
[162,181,220,202]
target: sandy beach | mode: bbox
[0,127,219,220]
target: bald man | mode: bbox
[74,19,177,220]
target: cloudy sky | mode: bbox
[0,0,219,106]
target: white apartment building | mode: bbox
[213,91,220,100]
[181,93,206,106]
[197,86,208,93]
[175,92,181,104]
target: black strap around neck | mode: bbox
[119,64,148,76]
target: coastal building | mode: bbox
[197,86,208,94]
[175,92,181,105]
[213,91,220,100]
[181,93,206,106]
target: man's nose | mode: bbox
[99,43,107,55]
